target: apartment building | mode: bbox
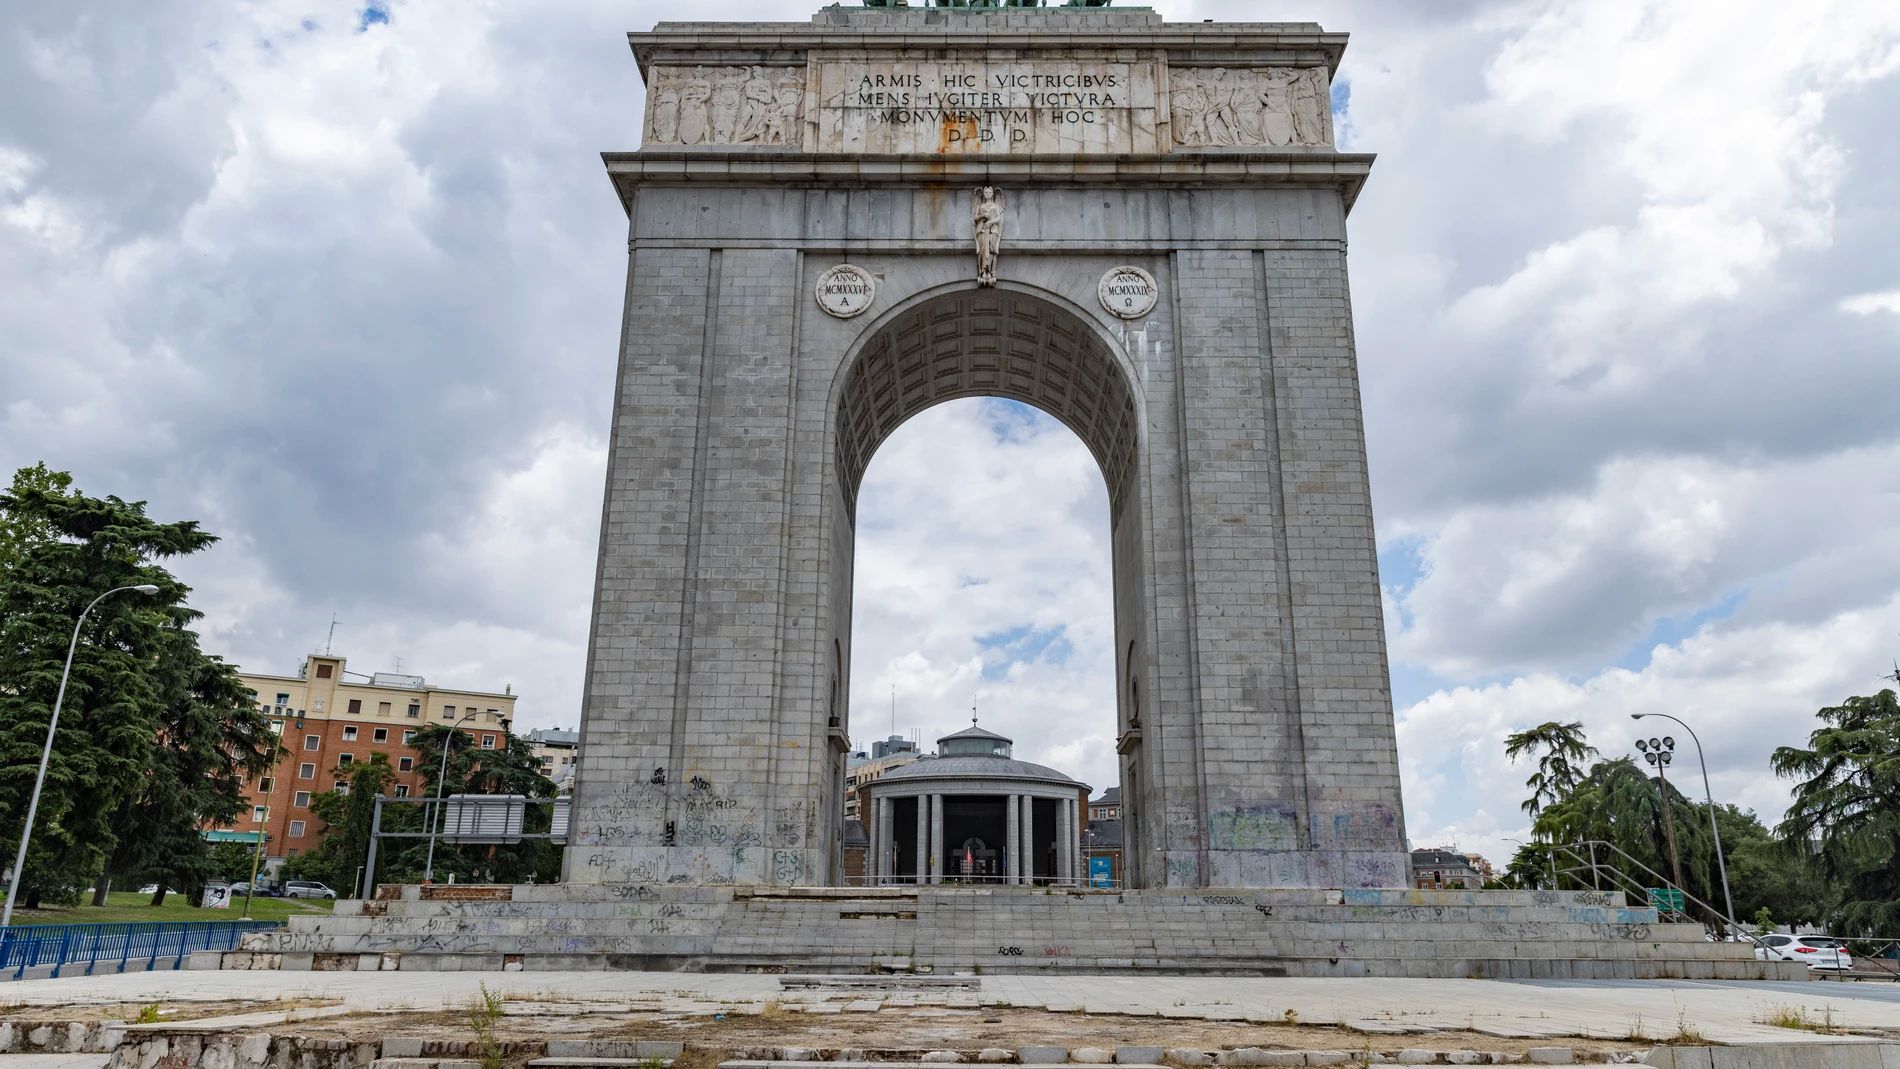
[221,652,517,869]
[524,727,580,791]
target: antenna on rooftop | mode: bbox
[890,684,896,737]
[324,613,341,655]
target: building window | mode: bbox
[406,704,420,718]
[252,805,266,822]
[347,698,362,714]
[304,735,319,751]
[335,782,350,796]
[258,777,273,792]
[315,663,333,679]
[481,735,496,749]
[394,784,410,798]
[298,762,315,779]
[445,705,456,717]
[294,791,310,807]
[289,820,306,838]
[373,728,388,742]
[276,692,291,705]
[343,725,358,741]
[337,753,354,767]
[403,730,416,744]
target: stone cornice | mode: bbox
[603,151,1374,214]
[631,25,1348,78]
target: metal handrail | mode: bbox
[1550,840,1757,943]
[0,919,282,980]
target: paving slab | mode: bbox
[1,972,1898,1047]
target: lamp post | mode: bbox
[1633,712,1736,933]
[241,822,270,921]
[423,710,483,884]
[2,583,160,929]
[1633,734,1687,900]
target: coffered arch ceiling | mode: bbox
[835,289,1140,520]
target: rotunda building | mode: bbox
[859,724,1091,885]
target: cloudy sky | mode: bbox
[4,0,1898,868]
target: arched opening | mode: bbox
[829,287,1149,887]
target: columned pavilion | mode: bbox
[858,725,1091,885]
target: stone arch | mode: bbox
[825,284,1153,885]
[832,286,1142,519]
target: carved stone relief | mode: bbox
[1168,67,1331,148]
[646,66,806,147]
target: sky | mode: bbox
[3,0,1899,870]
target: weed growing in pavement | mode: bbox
[1668,1010,1708,1045]
[1755,1004,1840,1034]
[468,982,506,1069]
[135,1005,162,1025]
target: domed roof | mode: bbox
[938,723,1012,745]
[871,753,1089,790]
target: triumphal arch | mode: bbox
[568,4,1410,890]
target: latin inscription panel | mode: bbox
[815,57,1162,155]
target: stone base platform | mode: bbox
[217,886,1802,981]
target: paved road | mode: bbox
[2,972,1898,1046]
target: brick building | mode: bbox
[216,652,516,874]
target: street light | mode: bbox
[1633,712,1736,933]
[423,709,484,884]
[1633,732,1688,898]
[2,583,160,929]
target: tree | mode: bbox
[1535,757,1714,898]
[0,470,277,907]
[1712,803,1834,929]
[1772,690,1900,933]
[0,463,73,578]
[400,724,562,885]
[1504,721,1599,822]
[283,755,401,895]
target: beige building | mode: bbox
[843,735,921,824]
[524,728,580,791]
[214,653,517,867]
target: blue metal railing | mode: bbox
[0,920,282,979]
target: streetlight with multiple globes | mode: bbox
[1632,712,1737,933]
[2,583,161,929]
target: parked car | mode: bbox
[1754,934,1853,971]
[282,880,336,900]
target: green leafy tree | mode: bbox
[1772,690,1900,933]
[1532,756,1716,908]
[0,472,274,909]
[1713,803,1833,929]
[1504,721,1599,823]
[392,724,561,885]
[283,755,401,895]
[0,463,74,577]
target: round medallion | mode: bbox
[815,264,877,319]
[1098,265,1158,319]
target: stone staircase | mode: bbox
[216,885,1805,980]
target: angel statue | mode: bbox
[973,186,1003,287]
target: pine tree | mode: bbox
[0,469,277,908]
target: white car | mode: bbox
[282,880,336,900]
[1754,934,1853,971]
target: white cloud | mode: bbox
[4,0,1900,874]
[1841,289,1900,315]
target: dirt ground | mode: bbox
[258,1003,1644,1059]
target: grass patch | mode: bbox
[1755,1005,1840,1034]
[7,891,329,926]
